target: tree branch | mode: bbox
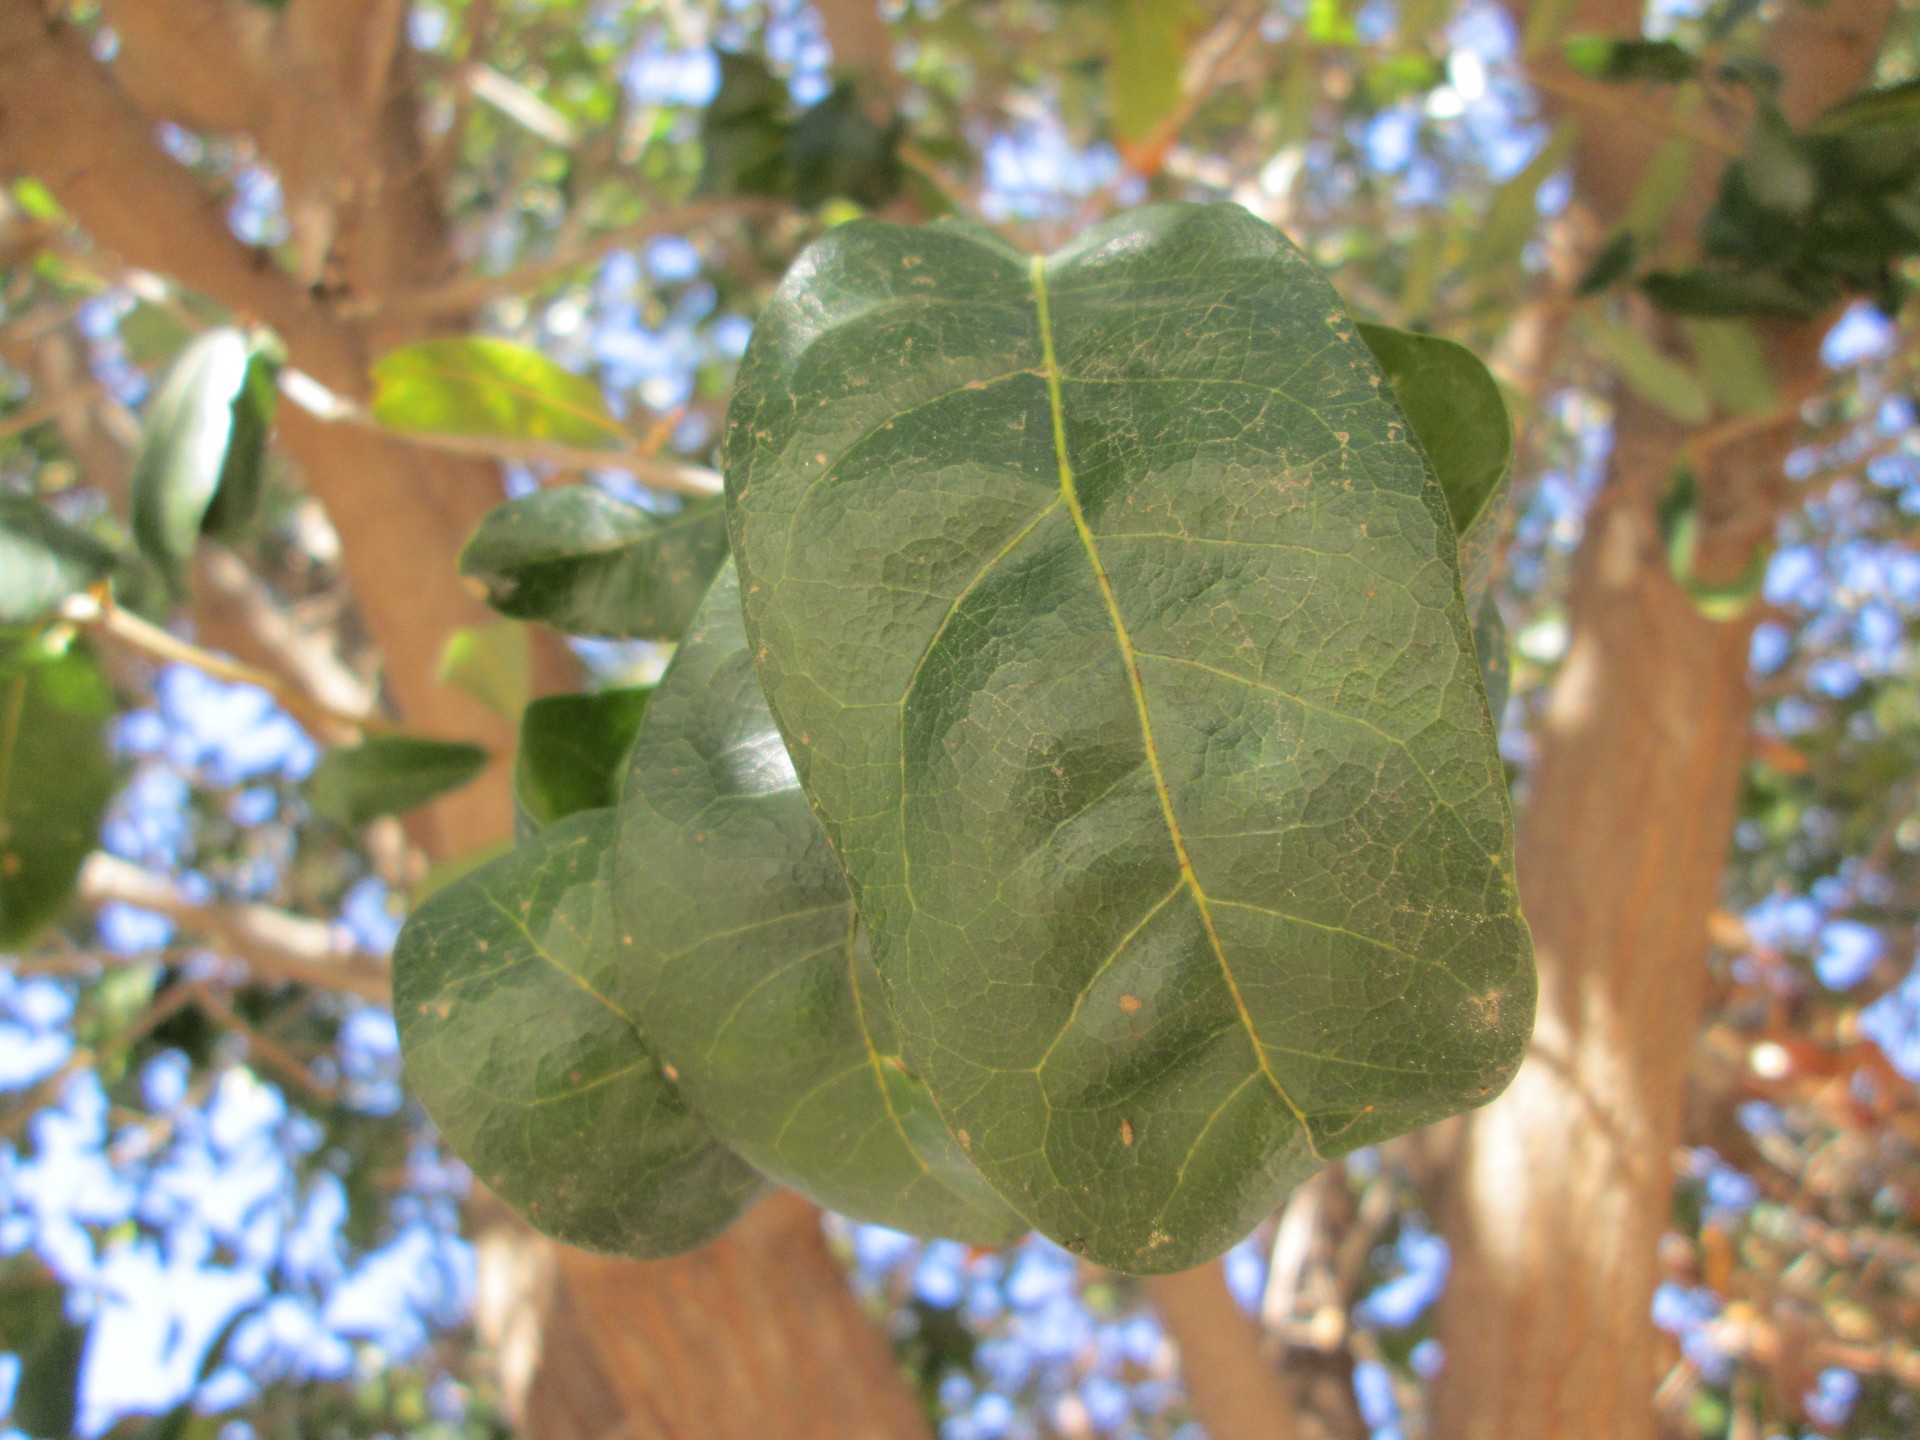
[75,852,391,1001]
[1145,1263,1302,1440]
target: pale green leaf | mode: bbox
[438,620,531,720]
[1682,318,1778,416]
[371,338,627,451]
[0,494,118,624]
[1582,313,1712,425]
[0,633,117,948]
[130,327,282,594]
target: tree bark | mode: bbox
[1431,2,1892,1434]
[1145,1265,1301,1440]
[0,7,933,1439]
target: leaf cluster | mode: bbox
[392,204,1533,1273]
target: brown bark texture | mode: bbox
[0,5,932,1438]
[1431,2,1894,1436]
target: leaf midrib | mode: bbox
[1028,253,1322,1162]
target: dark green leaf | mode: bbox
[0,631,116,949]
[1809,77,1920,136]
[1641,267,1828,317]
[394,809,767,1254]
[725,204,1533,1272]
[459,487,730,640]
[614,564,1024,1242]
[130,327,282,594]
[307,734,489,826]
[371,338,626,451]
[699,52,793,199]
[1356,323,1513,541]
[1574,230,1638,297]
[1563,35,1699,84]
[0,1259,83,1438]
[516,687,650,829]
[788,83,902,211]
[0,494,118,623]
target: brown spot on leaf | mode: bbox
[1119,994,1142,1014]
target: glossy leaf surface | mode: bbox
[0,633,117,948]
[613,565,1023,1242]
[371,338,626,451]
[460,487,729,640]
[0,495,118,624]
[726,204,1533,1270]
[516,686,651,830]
[307,734,489,826]
[395,809,767,1254]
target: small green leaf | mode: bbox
[788,82,902,210]
[699,51,793,199]
[371,338,626,451]
[0,631,117,949]
[1641,267,1828,318]
[515,687,650,830]
[1581,313,1712,424]
[1682,318,1778,416]
[438,619,531,720]
[615,564,1024,1242]
[394,809,768,1255]
[1809,77,1920,136]
[1657,464,1768,620]
[0,494,118,623]
[0,1258,84,1439]
[1563,36,1699,84]
[1357,323,1513,538]
[1574,231,1637,297]
[459,487,730,640]
[1621,136,1696,237]
[1742,106,1818,218]
[130,327,283,594]
[1107,0,1202,145]
[307,734,489,826]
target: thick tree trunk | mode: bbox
[1432,1,1890,1429]
[0,8,932,1439]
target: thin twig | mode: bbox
[191,981,340,1100]
[343,417,724,496]
[75,852,392,1001]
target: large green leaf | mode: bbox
[516,686,651,830]
[725,204,1533,1271]
[1356,322,1512,606]
[394,809,767,1254]
[459,488,729,640]
[130,327,282,594]
[612,564,1024,1243]
[371,338,627,451]
[0,631,117,948]
[307,734,489,826]
[0,494,118,624]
